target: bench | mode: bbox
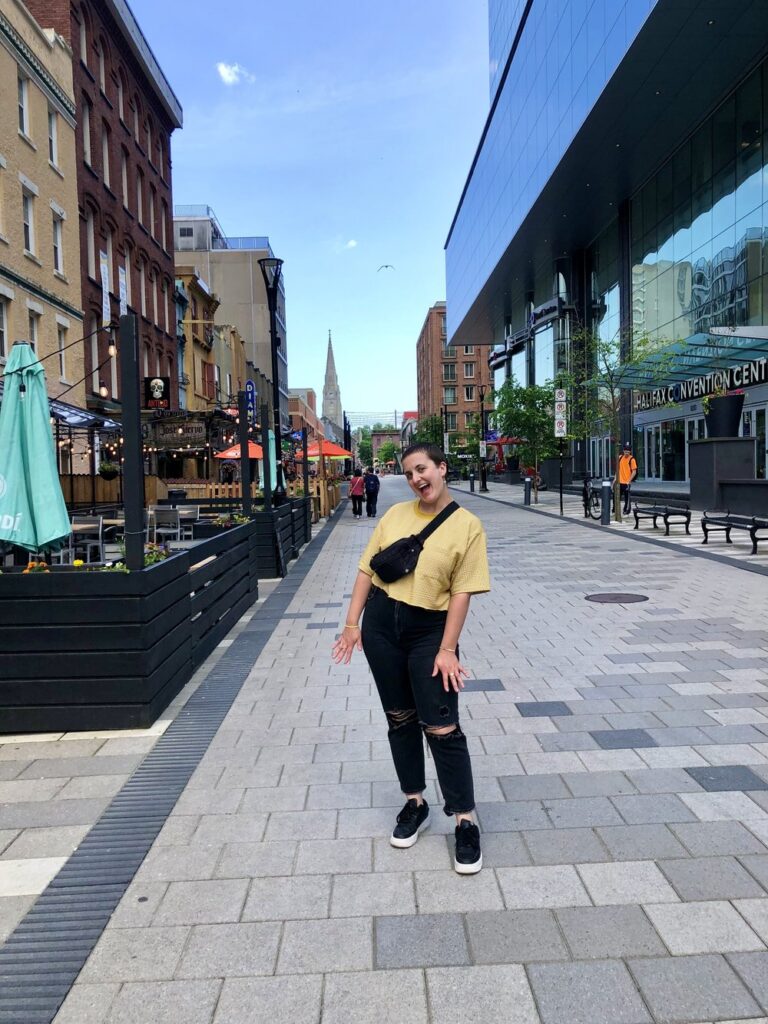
[633,499,691,536]
[701,510,768,555]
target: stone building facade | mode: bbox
[25,0,182,413]
[0,0,84,404]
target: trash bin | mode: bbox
[167,488,187,504]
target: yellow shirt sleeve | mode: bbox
[450,520,490,595]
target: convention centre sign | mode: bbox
[634,356,768,411]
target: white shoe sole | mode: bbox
[454,852,483,874]
[390,814,430,848]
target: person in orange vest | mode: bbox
[614,441,638,514]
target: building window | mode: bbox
[0,299,7,360]
[85,207,95,277]
[152,274,158,324]
[444,345,456,358]
[158,139,165,179]
[22,190,34,253]
[442,362,456,381]
[463,345,475,355]
[57,324,67,380]
[82,99,92,164]
[443,386,457,404]
[179,226,193,238]
[149,185,156,237]
[79,10,88,66]
[27,311,39,352]
[101,125,110,187]
[139,260,146,317]
[463,362,475,378]
[18,75,29,136]
[464,411,473,427]
[132,99,140,142]
[162,279,168,332]
[226,372,232,400]
[446,412,457,431]
[106,228,114,292]
[121,149,128,206]
[143,344,149,377]
[464,385,475,402]
[117,71,125,120]
[160,199,167,249]
[96,39,106,93]
[48,110,58,165]
[52,212,63,272]
[146,120,153,162]
[136,170,143,223]
[441,315,447,337]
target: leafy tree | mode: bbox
[376,440,399,466]
[492,378,557,502]
[356,426,372,467]
[412,414,444,447]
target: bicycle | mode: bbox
[583,476,603,520]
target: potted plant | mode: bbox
[98,460,120,481]
[192,512,250,539]
[702,388,745,438]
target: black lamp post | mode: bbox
[478,384,489,492]
[258,256,286,500]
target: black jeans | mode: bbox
[620,483,631,514]
[351,494,363,516]
[361,587,475,815]
[365,493,378,516]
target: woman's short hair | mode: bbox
[353,468,362,476]
[401,443,447,466]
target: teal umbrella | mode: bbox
[0,343,71,553]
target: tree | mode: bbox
[356,427,372,467]
[412,414,444,447]
[492,378,558,502]
[377,440,399,466]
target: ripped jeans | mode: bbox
[361,586,475,815]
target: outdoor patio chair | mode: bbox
[178,506,200,540]
[150,508,180,544]
[70,515,104,563]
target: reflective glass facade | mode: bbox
[488,0,528,99]
[447,0,658,338]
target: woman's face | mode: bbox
[402,452,447,506]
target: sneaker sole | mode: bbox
[454,852,483,874]
[390,814,430,849]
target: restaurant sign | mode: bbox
[634,356,768,411]
[153,419,207,448]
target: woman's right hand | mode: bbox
[331,625,362,664]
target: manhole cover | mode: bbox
[585,593,649,604]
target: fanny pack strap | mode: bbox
[414,501,459,544]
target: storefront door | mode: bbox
[646,424,661,479]
[743,407,767,479]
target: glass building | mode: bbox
[446,1,768,484]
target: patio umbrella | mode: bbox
[214,441,264,459]
[306,440,353,458]
[0,343,71,552]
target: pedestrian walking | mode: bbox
[614,441,638,515]
[349,469,365,519]
[363,466,380,517]
[332,443,490,873]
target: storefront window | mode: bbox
[511,347,526,386]
[534,324,554,385]
[661,419,686,481]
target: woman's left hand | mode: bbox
[432,650,469,692]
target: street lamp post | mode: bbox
[478,384,489,493]
[258,256,286,500]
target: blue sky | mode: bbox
[131,0,489,421]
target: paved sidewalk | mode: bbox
[3,477,768,1023]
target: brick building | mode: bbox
[25,0,182,413]
[416,300,492,445]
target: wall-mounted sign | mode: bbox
[153,419,206,448]
[143,376,171,411]
[634,357,768,412]
[245,379,256,424]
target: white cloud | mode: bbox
[216,62,255,86]
[344,239,358,250]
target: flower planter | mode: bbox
[704,393,745,438]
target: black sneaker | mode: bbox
[454,820,482,874]
[390,798,429,848]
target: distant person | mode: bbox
[332,443,490,874]
[348,469,365,519]
[364,466,380,517]
[615,441,638,515]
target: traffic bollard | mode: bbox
[601,479,612,525]
[523,477,532,505]
[469,471,475,493]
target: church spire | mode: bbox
[322,330,342,426]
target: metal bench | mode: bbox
[701,510,768,556]
[633,499,691,536]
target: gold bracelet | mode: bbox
[345,623,360,629]
[440,646,455,653]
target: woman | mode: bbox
[348,468,365,519]
[332,443,490,873]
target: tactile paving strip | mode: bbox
[0,502,347,1024]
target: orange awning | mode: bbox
[306,440,353,458]
[214,441,264,459]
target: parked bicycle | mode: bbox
[582,476,603,520]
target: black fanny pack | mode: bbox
[369,502,459,584]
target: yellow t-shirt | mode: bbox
[358,500,490,611]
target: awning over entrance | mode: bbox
[0,379,121,432]
[593,329,768,391]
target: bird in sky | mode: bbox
[377,264,395,271]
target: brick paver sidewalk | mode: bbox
[3,477,768,1023]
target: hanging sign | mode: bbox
[245,379,256,425]
[99,251,111,327]
[118,266,128,317]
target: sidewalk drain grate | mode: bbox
[0,501,348,1024]
[585,592,649,604]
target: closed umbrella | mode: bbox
[0,343,71,553]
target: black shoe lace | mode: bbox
[396,800,421,825]
[456,822,479,853]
